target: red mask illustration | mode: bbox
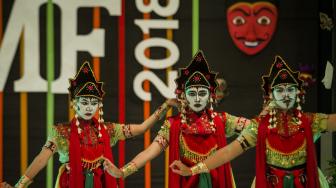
[227,2,278,55]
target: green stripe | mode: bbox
[46,0,54,187]
[192,0,199,55]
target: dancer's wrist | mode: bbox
[190,162,209,175]
[121,161,138,179]
[14,175,33,188]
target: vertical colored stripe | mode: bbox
[46,1,55,187]
[164,109,172,188]
[0,0,3,182]
[142,1,151,187]
[93,7,101,120]
[19,93,28,173]
[192,0,199,55]
[93,58,100,80]
[144,92,150,188]
[93,7,101,29]
[93,7,100,80]
[68,96,74,120]
[165,14,173,188]
[118,1,126,187]
[0,92,2,182]
[19,35,28,173]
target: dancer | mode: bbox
[170,55,335,188]
[104,50,253,188]
[0,62,175,188]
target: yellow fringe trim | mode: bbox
[180,134,217,163]
[266,139,306,168]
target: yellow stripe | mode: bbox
[20,93,28,173]
[165,14,173,188]
[55,164,66,188]
[20,33,28,173]
[69,95,75,120]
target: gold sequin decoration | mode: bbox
[179,134,217,164]
[266,139,307,168]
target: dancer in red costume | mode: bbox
[104,50,253,188]
[170,55,335,188]
[0,62,176,188]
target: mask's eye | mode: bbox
[198,90,208,97]
[80,102,89,105]
[232,16,245,25]
[274,88,284,93]
[257,16,271,25]
[187,91,196,97]
[286,86,297,92]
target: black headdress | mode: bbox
[262,55,303,97]
[68,61,105,100]
[262,56,305,128]
[175,50,218,98]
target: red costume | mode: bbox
[50,62,123,188]
[155,51,250,188]
[53,119,118,188]
[237,56,329,187]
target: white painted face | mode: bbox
[75,97,99,120]
[185,86,210,112]
[272,84,297,110]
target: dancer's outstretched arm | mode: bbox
[128,99,177,137]
[1,141,56,188]
[105,120,170,178]
[104,141,163,178]
[170,140,243,176]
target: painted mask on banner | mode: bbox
[272,84,297,110]
[227,1,278,55]
[185,86,210,112]
[75,97,99,120]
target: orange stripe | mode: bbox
[143,0,151,186]
[0,0,3,181]
[93,57,100,80]
[20,33,28,173]
[165,16,173,188]
[144,36,151,188]
[93,7,100,28]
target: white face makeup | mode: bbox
[272,84,297,110]
[75,97,99,120]
[185,86,210,112]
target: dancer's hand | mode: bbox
[103,158,123,178]
[0,182,14,188]
[166,98,180,108]
[169,160,192,176]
